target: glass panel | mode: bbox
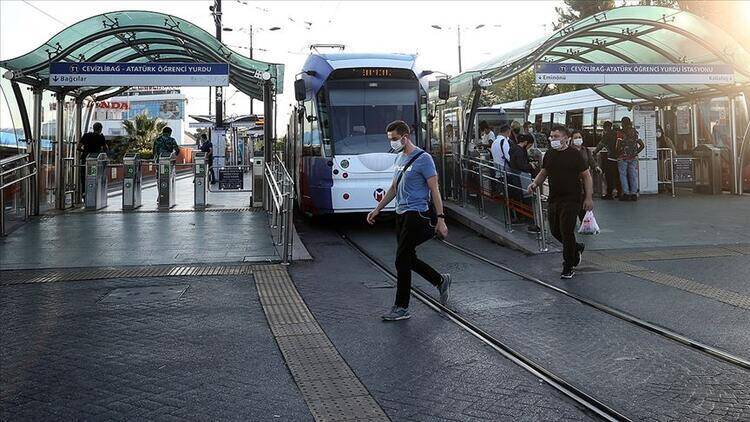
[327,80,418,155]
[40,91,57,212]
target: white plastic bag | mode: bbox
[578,210,600,235]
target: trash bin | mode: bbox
[692,144,722,194]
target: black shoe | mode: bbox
[561,267,575,279]
[630,194,638,201]
[574,243,585,267]
[601,194,613,200]
[619,195,628,201]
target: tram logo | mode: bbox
[373,188,385,202]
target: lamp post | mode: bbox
[223,25,281,115]
[431,24,499,74]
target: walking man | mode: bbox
[593,121,620,199]
[528,125,593,279]
[77,122,108,202]
[198,133,216,184]
[152,126,180,161]
[367,120,451,321]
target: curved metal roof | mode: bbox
[449,5,750,104]
[0,10,284,100]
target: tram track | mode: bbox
[438,238,750,372]
[340,231,631,422]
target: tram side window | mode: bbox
[302,100,314,156]
[317,90,331,156]
[420,94,428,149]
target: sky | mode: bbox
[0,0,560,135]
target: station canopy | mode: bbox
[0,10,284,100]
[449,5,750,105]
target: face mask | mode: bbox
[656,131,663,137]
[550,140,562,150]
[572,138,583,147]
[390,138,404,152]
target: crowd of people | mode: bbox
[475,116,647,203]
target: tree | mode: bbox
[554,0,616,30]
[122,114,167,160]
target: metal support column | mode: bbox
[691,102,699,149]
[54,93,65,210]
[730,96,740,195]
[262,79,274,211]
[31,88,42,215]
[74,99,83,204]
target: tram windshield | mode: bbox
[325,79,417,155]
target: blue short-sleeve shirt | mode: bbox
[394,147,437,214]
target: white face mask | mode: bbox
[572,138,583,147]
[656,131,663,137]
[390,138,404,152]
[550,139,563,150]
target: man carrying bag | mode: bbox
[367,120,451,321]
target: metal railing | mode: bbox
[656,148,677,197]
[1,154,37,236]
[456,155,550,252]
[264,154,295,264]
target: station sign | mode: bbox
[534,63,734,85]
[49,62,230,87]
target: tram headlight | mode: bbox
[340,159,350,169]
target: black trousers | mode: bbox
[548,201,582,269]
[603,159,620,196]
[394,211,442,308]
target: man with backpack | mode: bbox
[367,120,451,321]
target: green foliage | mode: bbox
[122,114,167,155]
[107,136,130,163]
[554,0,616,29]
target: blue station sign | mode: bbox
[534,63,734,85]
[49,62,230,86]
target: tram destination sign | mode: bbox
[534,63,734,85]
[49,62,229,87]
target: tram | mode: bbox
[288,53,435,215]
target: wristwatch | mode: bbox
[436,214,446,219]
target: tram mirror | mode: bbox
[294,79,306,102]
[438,79,450,100]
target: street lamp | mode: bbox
[223,25,281,114]
[431,24,500,73]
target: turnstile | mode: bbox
[122,153,142,210]
[158,152,176,209]
[85,153,109,210]
[252,157,264,208]
[194,152,207,209]
[693,144,722,194]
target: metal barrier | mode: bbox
[656,148,676,197]
[264,155,295,264]
[157,152,177,210]
[457,156,549,252]
[1,154,37,236]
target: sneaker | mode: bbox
[382,306,411,321]
[438,273,452,305]
[561,267,575,279]
[573,243,585,267]
[601,194,613,200]
[619,195,629,202]
[630,194,638,201]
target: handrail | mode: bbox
[1,155,36,236]
[0,153,30,166]
[263,155,295,264]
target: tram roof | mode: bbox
[0,10,284,100]
[447,5,750,105]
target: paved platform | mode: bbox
[0,177,277,270]
[450,189,750,253]
[0,269,312,420]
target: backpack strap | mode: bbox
[396,150,426,188]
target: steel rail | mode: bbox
[439,239,750,372]
[341,233,631,422]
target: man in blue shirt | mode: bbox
[367,120,451,321]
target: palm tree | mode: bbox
[122,114,167,159]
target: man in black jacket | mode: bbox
[593,121,620,199]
